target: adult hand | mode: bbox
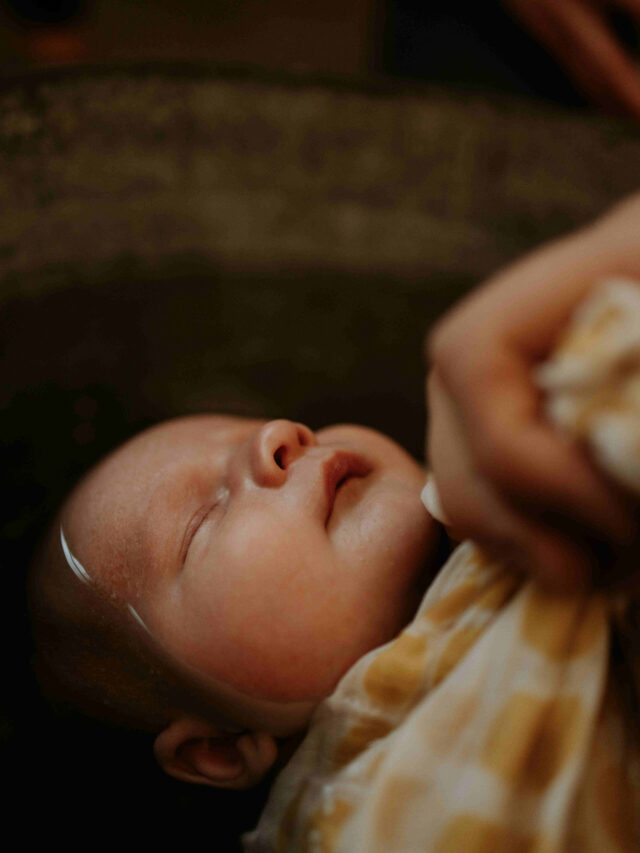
[426,192,640,590]
[501,0,640,119]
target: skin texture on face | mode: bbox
[63,416,438,725]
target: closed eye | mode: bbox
[181,503,217,567]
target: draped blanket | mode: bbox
[245,280,640,853]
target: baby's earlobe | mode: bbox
[154,717,278,789]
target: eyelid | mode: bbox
[180,505,213,567]
[180,486,229,568]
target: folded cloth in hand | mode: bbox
[244,280,640,853]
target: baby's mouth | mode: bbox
[323,451,371,524]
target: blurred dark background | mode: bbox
[2,2,640,851]
[0,0,637,105]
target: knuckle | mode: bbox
[427,326,481,389]
[437,487,501,546]
[473,432,519,491]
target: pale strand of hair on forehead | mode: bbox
[59,526,317,731]
[59,525,148,631]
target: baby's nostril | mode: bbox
[274,446,286,469]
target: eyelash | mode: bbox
[182,486,230,566]
[182,503,217,566]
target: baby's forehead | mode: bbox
[61,414,264,586]
[86,413,261,481]
[130,413,264,455]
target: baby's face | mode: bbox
[64,416,437,712]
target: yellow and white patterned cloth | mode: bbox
[244,280,640,853]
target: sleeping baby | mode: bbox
[29,415,444,789]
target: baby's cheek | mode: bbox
[180,530,354,701]
[339,485,434,576]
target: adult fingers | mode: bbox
[431,330,636,550]
[427,372,596,589]
[544,0,640,118]
[501,0,640,117]
[610,0,640,20]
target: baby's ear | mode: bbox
[154,717,278,789]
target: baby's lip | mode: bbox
[322,450,371,523]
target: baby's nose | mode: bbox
[251,420,317,486]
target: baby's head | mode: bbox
[29,415,437,789]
